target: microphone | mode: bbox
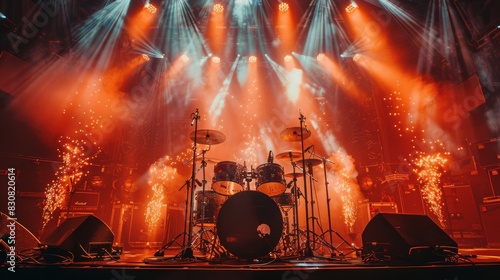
[267,150,274,163]
[191,109,199,126]
[286,180,294,188]
[288,151,293,162]
[299,110,309,132]
[304,145,314,154]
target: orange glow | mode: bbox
[166,55,189,80]
[345,3,358,14]
[128,4,157,39]
[345,7,387,53]
[248,55,257,63]
[276,2,295,54]
[144,3,157,14]
[208,6,226,54]
[317,55,365,103]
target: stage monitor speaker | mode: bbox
[41,214,114,261]
[362,213,458,262]
[1,212,41,264]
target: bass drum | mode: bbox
[216,191,283,259]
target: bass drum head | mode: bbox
[216,191,283,259]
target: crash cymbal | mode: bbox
[284,172,304,178]
[275,151,303,161]
[189,129,226,145]
[295,158,322,167]
[280,127,311,142]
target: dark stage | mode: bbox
[3,247,500,280]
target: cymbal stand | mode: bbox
[310,150,359,257]
[180,108,202,259]
[305,161,320,249]
[298,111,314,258]
[287,153,301,255]
[194,147,213,254]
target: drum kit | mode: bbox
[151,109,358,262]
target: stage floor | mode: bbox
[4,246,500,280]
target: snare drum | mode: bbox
[255,163,286,196]
[273,192,294,207]
[212,161,245,195]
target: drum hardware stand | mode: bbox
[309,150,360,258]
[305,161,320,249]
[243,161,255,191]
[278,201,295,256]
[298,110,314,258]
[193,147,214,254]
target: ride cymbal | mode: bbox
[275,151,303,161]
[189,129,226,145]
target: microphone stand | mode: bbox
[180,109,201,259]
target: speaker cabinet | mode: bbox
[397,183,425,214]
[41,215,114,261]
[488,167,500,196]
[475,139,500,168]
[480,202,500,247]
[362,213,458,262]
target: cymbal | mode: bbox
[280,127,311,142]
[189,129,226,145]
[295,158,322,167]
[275,151,303,161]
[284,172,304,178]
[196,157,222,164]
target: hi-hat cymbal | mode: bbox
[280,127,311,142]
[276,151,303,161]
[295,158,322,167]
[284,172,304,178]
[189,129,226,145]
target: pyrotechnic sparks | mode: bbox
[414,153,448,227]
[146,156,178,233]
[329,152,358,232]
[41,137,100,230]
